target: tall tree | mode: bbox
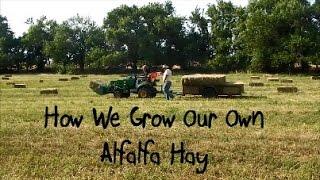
[22,16,57,71]
[0,15,15,71]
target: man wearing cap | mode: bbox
[162,65,174,100]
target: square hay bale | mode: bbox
[249,82,264,87]
[80,75,88,78]
[4,74,12,77]
[277,86,298,93]
[58,78,69,81]
[311,76,320,80]
[267,78,279,82]
[71,76,80,80]
[264,74,273,78]
[39,79,44,83]
[181,74,226,86]
[40,88,58,95]
[281,79,293,83]
[250,76,260,80]
[6,82,15,85]
[14,83,26,88]
[2,77,10,80]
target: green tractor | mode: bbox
[90,75,158,98]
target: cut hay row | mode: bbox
[249,82,264,87]
[181,74,226,86]
[250,76,260,80]
[277,86,298,93]
[268,78,279,82]
[14,84,26,88]
[40,88,58,95]
[311,76,320,80]
[281,79,293,83]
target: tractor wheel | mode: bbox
[138,88,151,98]
[202,87,217,98]
[122,92,130,98]
[113,91,123,98]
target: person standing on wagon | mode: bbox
[162,65,174,100]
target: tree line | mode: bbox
[0,0,319,74]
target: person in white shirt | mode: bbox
[162,65,174,100]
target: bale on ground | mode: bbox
[40,88,58,95]
[4,74,12,77]
[277,86,298,93]
[71,76,80,80]
[58,78,69,81]
[2,77,10,80]
[249,82,264,87]
[39,79,44,83]
[281,79,293,83]
[6,82,15,85]
[311,76,320,80]
[181,74,226,86]
[268,78,279,82]
[14,83,26,88]
[80,75,87,78]
[250,76,260,80]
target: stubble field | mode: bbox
[0,73,319,179]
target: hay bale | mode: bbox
[181,74,226,86]
[40,88,58,95]
[39,79,44,83]
[268,78,279,82]
[281,79,293,83]
[2,77,10,80]
[4,74,12,77]
[71,76,80,80]
[249,82,264,87]
[6,82,15,85]
[58,78,69,81]
[264,74,273,78]
[14,83,26,88]
[80,75,87,78]
[250,76,260,80]
[277,86,298,93]
[311,76,320,80]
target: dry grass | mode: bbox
[0,73,319,179]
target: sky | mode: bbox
[0,0,315,37]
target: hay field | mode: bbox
[0,73,319,179]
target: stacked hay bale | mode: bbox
[40,88,58,95]
[277,86,298,93]
[181,74,226,86]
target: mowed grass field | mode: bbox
[0,73,319,179]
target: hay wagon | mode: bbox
[181,74,244,98]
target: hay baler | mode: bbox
[90,75,158,98]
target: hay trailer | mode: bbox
[181,74,244,98]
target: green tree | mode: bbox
[0,15,15,71]
[22,16,57,71]
[245,0,314,72]
[207,0,246,72]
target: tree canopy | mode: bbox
[0,0,319,73]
